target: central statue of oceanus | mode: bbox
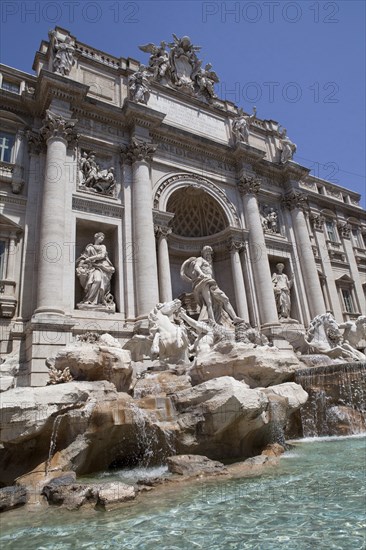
[180,245,242,325]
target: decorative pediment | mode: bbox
[335,274,354,284]
[0,214,23,235]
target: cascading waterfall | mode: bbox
[295,362,366,437]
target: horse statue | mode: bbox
[305,312,366,361]
[148,299,190,364]
[340,315,366,353]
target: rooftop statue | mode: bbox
[139,41,169,80]
[181,245,242,325]
[232,107,256,144]
[50,32,75,76]
[138,34,219,103]
[278,127,297,163]
[128,65,152,104]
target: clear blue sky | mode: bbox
[1,0,365,206]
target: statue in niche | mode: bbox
[181,245,242,325]
[261,205,279,234]
[128,65,152,104]
[79,151,116,196]
[232,107,256,144]
[76,232,115,312]
[50,32,75,76]
[139,42,170,80]
[272,263,293,319]
[278,127,297,163]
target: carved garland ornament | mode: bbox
[310,213,325,231]
[337,221,352,239]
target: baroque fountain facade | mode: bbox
[0,28,365,512]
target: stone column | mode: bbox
[338,222,365,315]
[155,225,173,303]
[228,239,249,320]
[283,191,325,318]
[238,176,279,326]
[120,159,136,319]
[12,129,26,194]
[122,138,159,316]
[310,213,342,320]
[35,111,78,316]
[5,232,17,281]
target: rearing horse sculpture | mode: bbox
[148,299,190,364]
[305,312,366,361]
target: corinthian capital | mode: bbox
[337,221,351,239]
[26,130,46,154]
[40,110,78,144]
[121,137,156,163]
[237,175,261,196]
[310,213,325,231]
[154,224,172,238]
[282,190,307,211]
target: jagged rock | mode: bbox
[171,376,269,458]
[133,372,191,398]
[167,454,227,476]
[189,343,303,387]
[51,335,132,392]
[262,382,308,414]
[42,478,95,510]
[0,485,27,512]
[42,476,136,510]
[261,443,285,457]
[0,381,118,444]
[96,482,136,510]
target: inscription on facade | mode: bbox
[149,93,228,142]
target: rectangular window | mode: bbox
[1,80,20,94]
[341,289,354,313]
[0,132,15,163]
[0,240,6,279]
[325,221,337,243]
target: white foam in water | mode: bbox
[96,464,169,483]
[290,432,366,443]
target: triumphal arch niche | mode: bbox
[153,173,247,322]
[1,28,365,386]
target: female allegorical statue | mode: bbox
[76,232,115,311]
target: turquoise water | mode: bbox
[1,435,365,550]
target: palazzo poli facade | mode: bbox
[0,28,365,386]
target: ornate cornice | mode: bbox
[120,137,156,163]
[237,175,261,196]
[282,190,308,211]
[40,110,79,145]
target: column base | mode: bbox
[33,307,65,317]
[25,315,75,386]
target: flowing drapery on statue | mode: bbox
[272,263,293,319]
[181,245,242,325]
[76,232,115,312]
